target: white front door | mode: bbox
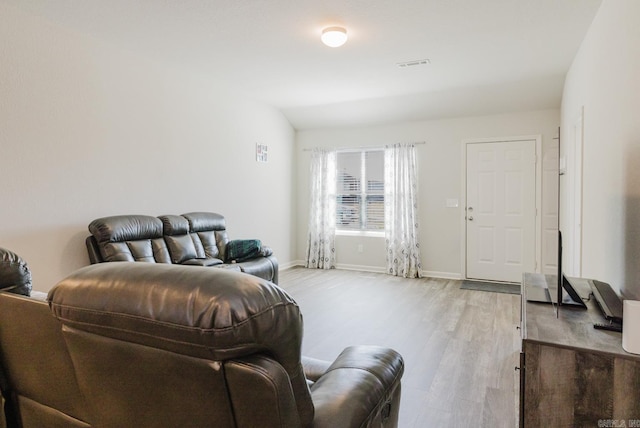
[466,140,536,282]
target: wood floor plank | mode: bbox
[279,267,520,427]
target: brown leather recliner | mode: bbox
[0,249,404,427]
[0,248,90,428]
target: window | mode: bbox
[336,150,384,232]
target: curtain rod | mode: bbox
[302,141,425,152]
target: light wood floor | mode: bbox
[279,267,521,428]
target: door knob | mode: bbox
[468,216,474,221]
[467,207,474,212]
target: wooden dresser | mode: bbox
[519,273,640,427]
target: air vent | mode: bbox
[396,58,430,68]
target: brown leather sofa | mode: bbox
[86,212,279,283]
[0,248,404,427]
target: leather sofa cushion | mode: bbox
[0,248,32,296]
[182,212,225,232]
[182,212,226,259]
[193,231,221,259]
[89,215,171,263]
[99,238,170,263]
[159,215,198,263]
[236,257,275,280]
[182,212,229,260]
[164,235,198,264]
[49,264,300,359]
[89,215,162,243]
[159,215,190,236]
[163,213,227,261]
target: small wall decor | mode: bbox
[256,143,268,163]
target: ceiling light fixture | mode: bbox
[321,26,348,48]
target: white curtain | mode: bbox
[384,143,422,278]
[305,148,337,269]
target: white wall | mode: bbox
[296,109,560,278]
[560,0,640,298]
[0,4,297,291]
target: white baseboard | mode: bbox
[421,270,463,280]
[279,260,304,270]
[281,261,386,274]
[282,262,462,280]
[335,263,387,274]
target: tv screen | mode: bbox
[557,230,586,308]
[557,230,563,306]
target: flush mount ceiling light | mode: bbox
[321,26,348,48]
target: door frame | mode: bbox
[571,108,584,277]
[460,135,542,281]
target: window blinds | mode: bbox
[336,150,384,231]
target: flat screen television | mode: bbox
[557,230,587,308]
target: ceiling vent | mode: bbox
[396,59,430,68]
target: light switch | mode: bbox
[446,198,459,208]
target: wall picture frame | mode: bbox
[256,143,268,163]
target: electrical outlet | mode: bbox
[357,244,364,253]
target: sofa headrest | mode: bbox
[89,215,163,243]
[0,248,32,296]
[182,212,226,232]
[48,263,302,371]
[158,215,190,236]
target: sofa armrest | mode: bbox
[301,356,331,383]
[310,345,404,428]
[85,236,103,264]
